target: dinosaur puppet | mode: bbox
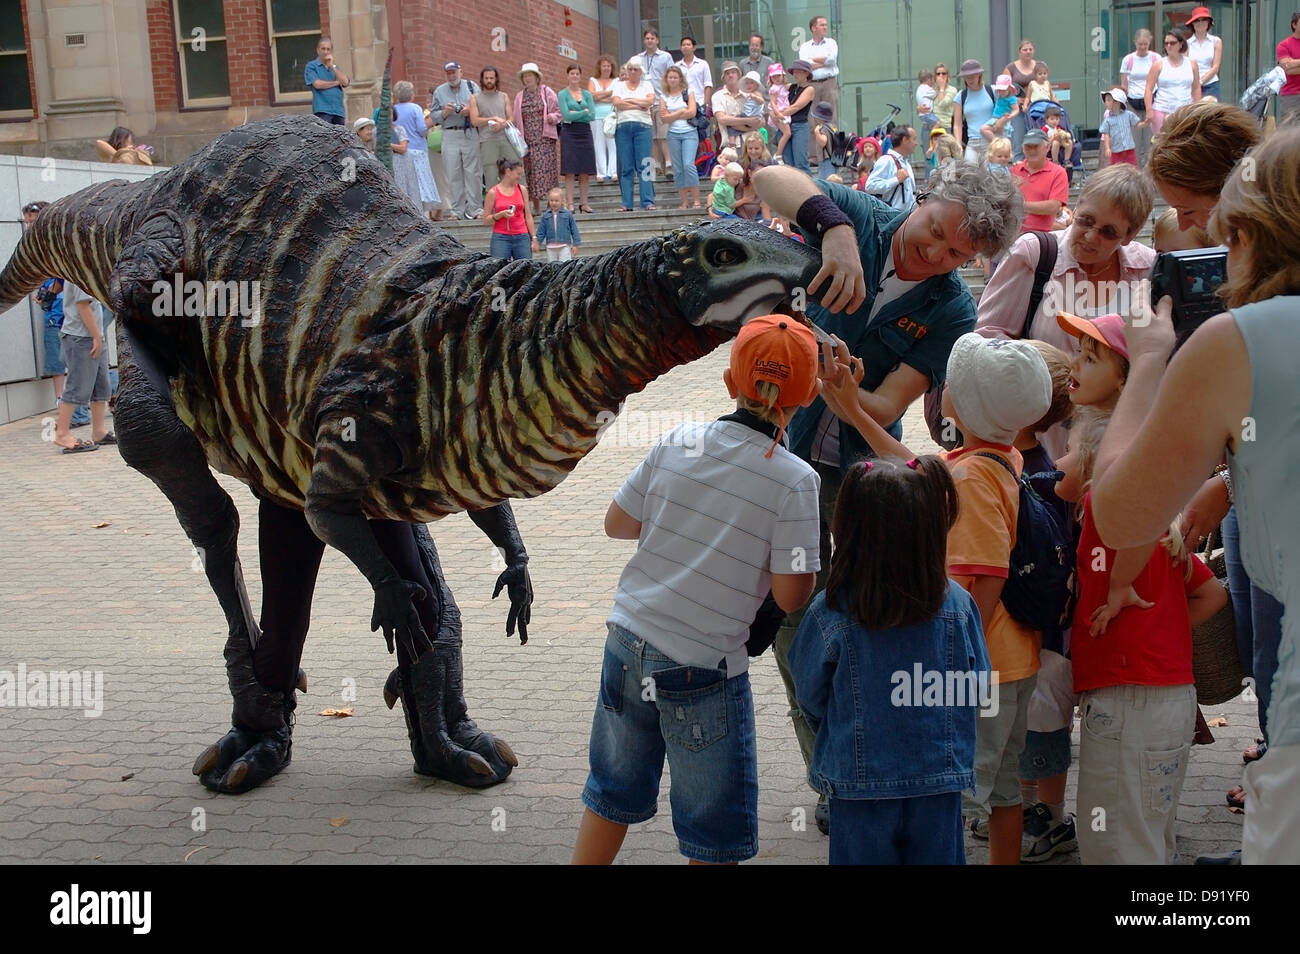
[0,114,820,795]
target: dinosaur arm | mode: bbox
[469,502,534,643]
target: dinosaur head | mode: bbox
[657,220,822,334]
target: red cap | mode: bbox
[730,316,819,456]
[1056,312,1129,361]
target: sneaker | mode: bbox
[1022,806,1078,862]
[968,817,988,839]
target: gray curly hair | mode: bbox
[393,80,415,103]
[919,161,1024,257]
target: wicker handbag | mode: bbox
[1192,528,1245,705]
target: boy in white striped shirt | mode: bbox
[572,315,823,864]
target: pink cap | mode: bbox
[994,73,1014,90]
[1056,312,1129,361]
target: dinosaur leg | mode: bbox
[110,227,303,793]
[373,522,517,787]
[191,499,324,793]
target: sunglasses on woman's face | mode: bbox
[1165,40,1179,46]
[936,71,948,75]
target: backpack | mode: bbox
[923,230,1059,448]
[959,84,996,147]
[973,451,1075,632]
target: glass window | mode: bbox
[267,0,320,100]
[174,0,231,105]
[0,0,33,113]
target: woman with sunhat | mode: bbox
[950,58,995,163]
[1186,7,1224,101]
[777,60,816,173]
[514,62,562,214]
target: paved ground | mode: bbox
[0,347,1250,864]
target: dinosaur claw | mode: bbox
[383,667,401,709]
[467,752,494,777]
[296,668,309,693]
[224,760,249,789]
[192,743,220,777]
[494,738,519,767]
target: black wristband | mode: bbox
[795,193,853,238]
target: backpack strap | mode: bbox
[973,451,1018,480]
[1023,230,1059,339]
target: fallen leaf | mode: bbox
[120,772,135,781]
[319,707,353,718]
[1208,716,1228,727]
[184,845,208,862]
[94,521,110,529]
[329,816,349,828]
[1228,806,1244,815]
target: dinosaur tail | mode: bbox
[0,183,136,311]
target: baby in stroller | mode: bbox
[1027,100,1083,182]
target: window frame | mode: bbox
[265,0,320,106]
[0,0,35,119]
[172,0,233,108]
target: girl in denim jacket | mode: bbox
[789,456,992,864]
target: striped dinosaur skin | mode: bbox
[0,116,820,524]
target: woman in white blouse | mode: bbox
[1144,26,1201,136]
[1186,6,1224,100]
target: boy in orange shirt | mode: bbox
[814,333,1053,865]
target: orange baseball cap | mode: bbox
[731,315,819,455]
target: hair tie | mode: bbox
[863,461,873,471]
[906,458,921,470]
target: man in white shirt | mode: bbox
[799,15,839,164]
[712,62,763,150]
[863,125,918,212]
[640,29,675,173]
[676,36,714,142]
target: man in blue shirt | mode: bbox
[751,160,1024,833]
[305,37,349,125]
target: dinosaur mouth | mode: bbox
[695,279,792,331]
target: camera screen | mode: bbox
[1181,256,1228,300]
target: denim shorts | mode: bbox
[582,622,759,863]
[42,321,65,376]
[1018,727,1072,780]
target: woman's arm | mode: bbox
[1091,306,1249,549]
[1187,574,1230,628]
[952,100,964,139]
[522,186,538,249]
[1191,61,1202,101]
[783,85,814,116]
[1144,61,1160,115]
[974,235,1037,338]
[482,186,498,226]
[685,91,697,119]
[589,78,613,103]
[1206,37,1223,85]
[391,137,407,154]
[558,89,584,122]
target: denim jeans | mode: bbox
[615,121,655,208]
[489,232,531,260]
[783,122,811,174]
[666,129,699,188]
[1222,505,1285,740]
[830,793,965,864]
[582,623,759,863]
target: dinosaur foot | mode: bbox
[383,643,516,788]
[192,724,292,794]
[192,668,306,794]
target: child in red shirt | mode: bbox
[1053,408,1227,864]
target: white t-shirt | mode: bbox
[916,83,937,109]
[608,419,821,676]
[1153,56,1196,113]
[612,79,654,125]
[1121,50,1161,100]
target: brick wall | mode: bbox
[403,1,603,103]
[146,0,178,111]
[19,0,38,117]
[224,0,269,106]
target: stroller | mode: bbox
[1241,66,1286,126]
[1026,99,1085,184]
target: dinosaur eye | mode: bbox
[709,245,743,268]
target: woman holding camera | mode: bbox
[483,156,537,260]
[1091,125,1300,865]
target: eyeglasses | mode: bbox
[1165,40,1180,46]
[1074,214,1124,243]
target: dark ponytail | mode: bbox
[497,156,523,178]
